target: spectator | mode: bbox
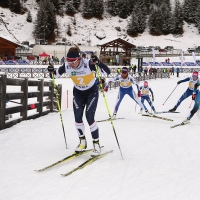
[176,67,180,77]
[149,67,153,75]
[167,68,170,78]
[167,58,170,63]
[165,58,167,62]
[171,66,174,75]
[138,67,143,76]
[61,57,65,64]
[117,67,121,75]
[144,67,148,76]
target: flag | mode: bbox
[152,48,156,63]
[192,52,196,63]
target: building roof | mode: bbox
[0,35,22,47]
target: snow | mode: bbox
[1,73,200,200]
[1,0,200,199]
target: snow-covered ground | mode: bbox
[1,73,200,200]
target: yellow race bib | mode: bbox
[120,82,132,87]
[70,72,95,86]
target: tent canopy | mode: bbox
[39,52,50,57]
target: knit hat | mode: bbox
[66,51,81,61]
[192,71,198,77]
[121,67,128,74]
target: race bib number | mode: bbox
[120,82,132,87]
[189,82,195,89]
[70,72,95,86]
[142,89,149,95]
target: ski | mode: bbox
[170,121,190,128]
[97,118,124,122]
[155,111,180,114]
[61,150,113,177]
[35,149,93,172]
[142,114,173,122]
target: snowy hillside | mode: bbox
[0,0,200,51]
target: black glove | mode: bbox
[91,55,99,63]
[177,81,181,84]
[48,65,54,72]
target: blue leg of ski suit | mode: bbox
[175,88,193,108]
[114,87,145,113]
[188,91,200,119]
[140,96,155,111]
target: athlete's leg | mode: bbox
[113,89,126,114]
[175,88,193,108]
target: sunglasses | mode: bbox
[121,70,128,74]
[67,59,78,65]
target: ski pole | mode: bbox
[135,103,137,113]
[162,85,178,106]
[95,65,123,160]
[49,63,67,149]
[189,100,193,108]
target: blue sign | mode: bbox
[161,62,173,66]
[173,62,183,66]
[196,62,200,66]
[149,62,161,66]
[4,60,16,65]
[16,60,30,65]
[142,62,149,66]
[0,61,5,65]
[185,62,196,66]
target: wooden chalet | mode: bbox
[0,36,21,59]
[97,37,136,66]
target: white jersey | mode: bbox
[55,59,96,91]
[106,74,139,89]
[188,77,200,90]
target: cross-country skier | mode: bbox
[169,71,200,112]
[139,81,156,114]
[48,45,110,155]
[181,81,200,124]
[104,67,151,118]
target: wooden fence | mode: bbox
[0,74,62,130]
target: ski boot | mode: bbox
[75,135,87,153]
[92,139,101,155]
[145,110,153,116]
[169,106,177,112]
[181,118,190,125]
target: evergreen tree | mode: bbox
[93,0,104,18]
[33,0,57,40]
[137,9,146,33]
[0,0,9,8]
[73,0,81,10]
[149,8,163,35]
[26,10,32,23]
[160,2,171,34]
[195,2,200,32]
[107,0,119,16]
[171,0,184,34]
[82,0,94,18]
[183,0,199,24]
[127,11,138,37]
[66,0,76,15]
[51,0,64,16]
[9,0,22,13]
[118,0,129,19]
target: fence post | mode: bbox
[49,81,54,112]
[21,78,28,120]
[38,79,44,116]
[0,74,6,130]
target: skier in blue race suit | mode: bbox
[140,81,156,114]
[169,71,200,112]
[104,67,151,118]
[182,81,200,124]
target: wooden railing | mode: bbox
[0,74,62,130]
